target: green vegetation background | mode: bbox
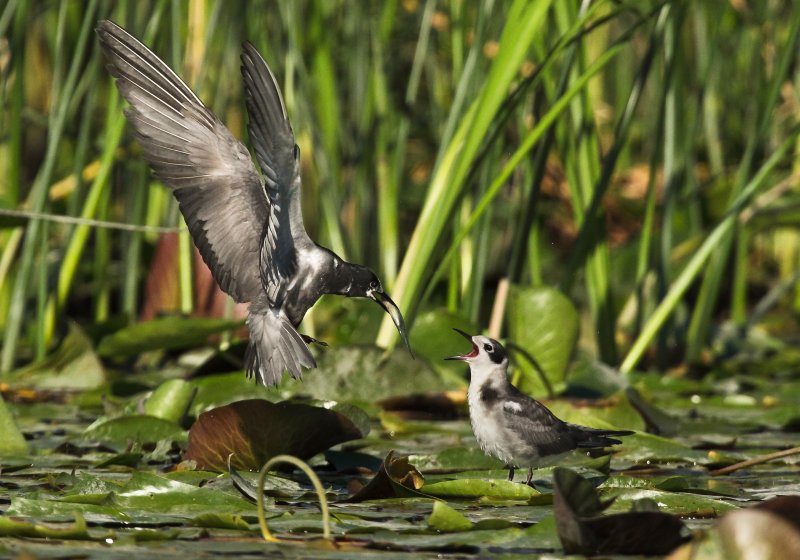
[2,1,800,556]
[3,0,800,377]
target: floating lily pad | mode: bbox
[409,308,475,383]
[507,285,579,395]
[184,399,367,471]
[422,478,545,502]
[428,500,473,532]
[308,345,459,401]
[143,378,195,422]
[348,451,431,502]
[0,511,89,539]
[553,467,690,555]
[0,396,27,455]
[81,415,186,448]
[97,316,242,359]
[8,324,105,390]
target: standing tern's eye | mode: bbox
[483,343,493,353]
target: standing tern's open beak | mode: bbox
[445,328,478,360]
[370,291,413,357]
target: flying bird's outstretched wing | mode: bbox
[96,20,314,384]
[97,20,265,302]
[240,42,310,306]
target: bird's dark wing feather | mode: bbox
[501,387,578,456]
[240,42,310,306]
[96,20,267,303]
[569,425,634,448]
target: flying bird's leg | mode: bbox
[525,468,534,487]
[507,467,515,482]
[301,334,328,347]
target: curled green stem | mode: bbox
[257,454,331,542]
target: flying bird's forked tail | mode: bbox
[245,297,316,386]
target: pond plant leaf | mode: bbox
[625,386,681,436]
[0,395,28,455]
[143,378,196,423]
[427,500,473,532]
[97,316,242,359]
[81,415,185,448]
[0,511,89,539]
[9,323,105,390]
[553,467,689,555]
[310,345,455,401]
[507,285,579,395]
[422,478,546,503]
[113,471,255,517]
[347,451,431,502]
[191,512,251,530]
[409,308,475,383]
[184,399,367,472]
[669,497,800,559]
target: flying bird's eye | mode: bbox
[483,343,493,353]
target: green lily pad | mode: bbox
[306,345,459,401]
[412,447,505,471]
[7,496,131,523]
[428,500,473,532]
[192,512,251,530]
[81,415,186,448]
[190,372,276,417]
[143,378,195,423]
[0,511,89,539]
[8,324,105,390]
[409,308,475,384]
[113,471,255,517]
[506,285,579,396]
[97,316,242,359]
[422,478,545,502]
[0,396,28,455]
[602,487,738,516]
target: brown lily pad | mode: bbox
[553,467,689,555]
[184,399,367,472]
[347,451,431,502]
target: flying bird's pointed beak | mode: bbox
[370,291,413,357]
[446,328,478,360]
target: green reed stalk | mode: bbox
[1,0,99,374]
[621,129,800,375]
[377,0,554,346]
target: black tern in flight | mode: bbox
[447,329,632,485]
[97,20,410,386]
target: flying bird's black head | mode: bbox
[345,265,412,356]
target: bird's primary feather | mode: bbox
[241,42,311,307]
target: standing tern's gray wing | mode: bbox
[240,42,310,306]
[96,20,266,303]
[501,388,578,457]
